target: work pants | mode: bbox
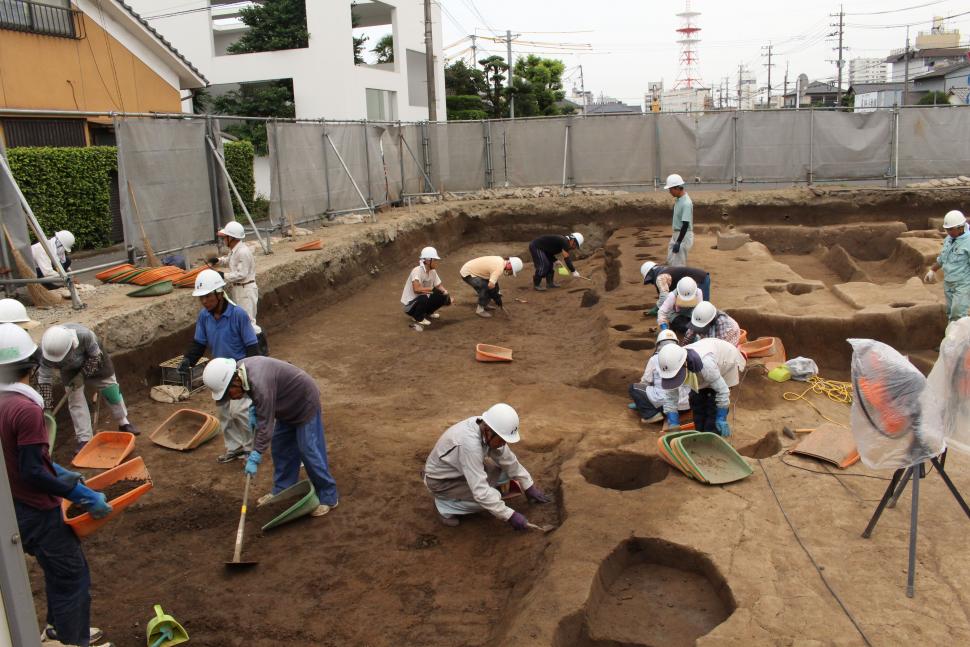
[666,230,694,267]
[230,282,261,335]
[670,313,692,336]
[529,243,558,287]
[689,388,719,433]
[944,281,970,322]
[218,396,253,453]
[629,383,662,420]
[404,291,451,322]
[15,502,91,647]
[462,275,503,308]
[67,373,128,443]
[270,410,339,506]
[424,460,505,516]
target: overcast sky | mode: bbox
[437,0,970,104]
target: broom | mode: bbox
[127,181,160,267]
[1,223,61,307]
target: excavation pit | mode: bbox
[618,339,655,352]
[581,452,669,491]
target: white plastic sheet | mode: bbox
[921,317,970,455]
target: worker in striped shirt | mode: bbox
[683,301,742,346]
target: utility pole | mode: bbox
[470,34,477,68]
[722,76,730,109]
[737,64,744,110]
[783,60,789,105]
[506,30,516,118]
[762,42,774,108]
[903,26,911,105]
[830,4,845,105]
[578,64,587,115]
[423,0,437,120]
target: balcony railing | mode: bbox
[0,0,83,39]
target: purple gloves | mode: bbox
[508,511,529,531]
[525,484,550,504]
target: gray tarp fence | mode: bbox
[0,141,34,267]
[898,106,970,179]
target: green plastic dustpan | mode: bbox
[45,412,56,448]
[556,265,570,276]
[659,431,700,478]
[260,479,320,531]
[128,280,174,298]
[676,432,753,485]
[670,433,709,482]
[146,605,188,647]
[109,268,149,284]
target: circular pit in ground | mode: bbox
[581,451,669,491]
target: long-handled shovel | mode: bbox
[226,474,258,571]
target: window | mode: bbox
[351,1,395,68]
[0,0,81,39]
[365,89,397,121]
[2,118,86,147]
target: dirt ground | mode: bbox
[18,188,970,646]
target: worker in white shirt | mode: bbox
[423,403,551,529]
[401,246,452,331]
[208,221,268,354]
[31,230,74,289]
[628,329,690,423]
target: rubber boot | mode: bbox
[545,273,560,289]
[533,282,546,292]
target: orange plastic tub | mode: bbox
[295,240,323,251]
[738,328,748,346]
[149,408,220,451]
[71,431,135,469]
[62,456,153,538]
[739,337,776,358]
[475,344,513,362]
[95,264,134,282]
[131,266,184,286]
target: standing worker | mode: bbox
[208,221,268,355]
[629,329,690,424]
[458,255,523,318]
[31,230,75,288]
[528,233,585,291]
[924,209,970,325]
[640,261,710,316]
[663,174,693,266]
[179,269,260,463]
[202,356,339,517]
[401,246,453,331]
[684,301,741,346]
[658,338,746,437]
[422,403,551,529]
[657,276,704,335]
[38,324,139,454]
[0,324,114,647]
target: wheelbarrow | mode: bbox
[146,605,188,647]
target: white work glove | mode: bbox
[572,271,581,278]
[923,269,936,284]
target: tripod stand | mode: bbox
[862,450,970,597]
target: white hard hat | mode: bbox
[41,325,79,363]
[508,257,524,276]
[657,343,688,389]
[691,301,718,329]
[569,232,584,248]
[54,230,75,252]
[674,276,700,307]
[664,173,685,190]
[943,210,966,230]
[192,269,227,297]
[420,246,440,260]
[640,261,657,280]
[203,357,238,400]
[481,403,520,443]
[0,298,38,329]
[218,221,246,240]
[656,329,679,345]
[0,323,38,366]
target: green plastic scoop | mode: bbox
[146,605,188,647]
[260,479,320,531]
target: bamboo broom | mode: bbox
[127,181,160,267]
[1,223,61,307]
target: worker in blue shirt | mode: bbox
[179,269,260,463]
[924,209,970,324]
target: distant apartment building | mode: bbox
[125,0,446,121]
[849,58,886,85]
[886,18,967,83]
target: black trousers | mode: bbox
[405,290,451,321]
[689,388,718,433]
[529,242,556,286]
[462,275,502,308]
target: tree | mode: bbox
[212,80,296,155]
[479,55,508,118]
[510,55,567,117]
[918,91,951,106]
[225,0,309,55]
[444,60,486,96]
[351,4,367,64]
[373,34,393,64]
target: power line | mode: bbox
[844,0,946,16]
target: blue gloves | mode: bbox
[659,323,669,331]
[53,463,83,489]
[715,407,731,437]
[248,405,257,432]
[525,485,550,504]
[245,450,261,476]
[672,242,681,254]
[666,411,681,431]
[508,511,529,531]
[67,483,112,519]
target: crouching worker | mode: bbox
[203,356,339,517]
[38,324,139,456]
[657,276,704,336]
[401,246,452,331]
[423,403,550,529]
[629,330,690,424]
[0,324,114,647]
[459,255,523,318]
[658,338,746,437]
[684,301,741,346]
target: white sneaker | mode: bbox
[641,413,664,424]
[311,501,338,517]
[430,313,441,319]
[257,493,274,506]
[43,626,104,643]
[417,318,431,326]
[410,323,424,332]
[475,307,492,318]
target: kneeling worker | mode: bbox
[629,329,690,423]
[423,403,550,529]
[459,255,523,318]
[683,301,741,346]
[401,246,452,330]
[658,338,746,437]
[203,356,339,517]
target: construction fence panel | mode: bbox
[898,107,970,179]
[503,118,570,187]
[569,115,656,186]
[365,123,403,203]
[656,113,698,182]
[438,121,487,192]
[811,110,892,180]
[325,123,372,213]
[267,122,328,226]
[392,124,427,196]
[737,110,811,182]
[116,119,220,253]
[0,143,32,265]
[695,111,736,182]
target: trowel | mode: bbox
[526,522,557,534]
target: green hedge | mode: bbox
[7,147,116,250]
[446,95,485,112]
[7,142,257,250]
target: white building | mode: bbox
[660,87,711,113]
[849,58,886,85]
[886,19,967,83]
[125,0,446,122]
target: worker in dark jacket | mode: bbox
[640,260,711,316]
[528,232,585,291]
[0,323,113,647]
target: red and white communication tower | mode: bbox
[674,0,701,89]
